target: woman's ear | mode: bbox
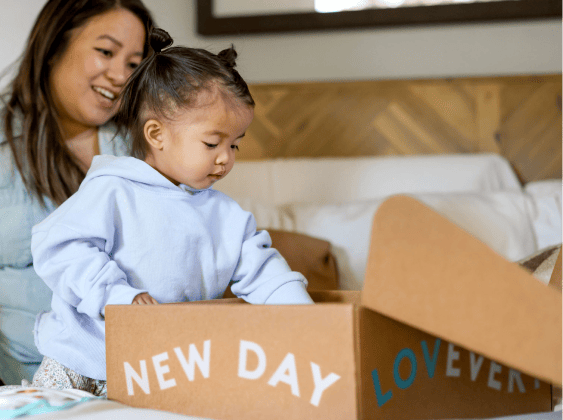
[144,119,165,151]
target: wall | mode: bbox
[143,0,562,83]
[0,0,47,88]
[0,0,560,86]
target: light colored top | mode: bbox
[32,155,312,380]
[0,121,129,384]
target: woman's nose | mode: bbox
[106,59,129,86]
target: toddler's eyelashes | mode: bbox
[202,142,239,151]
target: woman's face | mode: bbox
[49,8,145,138]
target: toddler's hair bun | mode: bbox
[218,45,238,70]
[150,27,173,53]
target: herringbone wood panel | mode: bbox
[241,75,562,183]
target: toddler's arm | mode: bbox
[229,215,313,305]
[31,178,147,319]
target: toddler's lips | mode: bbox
[209,172,225,180]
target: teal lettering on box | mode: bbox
[371,369,393,407]
[394,348,417,389]
[421,339,441,379]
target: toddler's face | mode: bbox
[149,90,253,189]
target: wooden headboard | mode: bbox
[241,74,562,183]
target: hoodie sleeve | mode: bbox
[31,179,145,320]
[229,214,314,305]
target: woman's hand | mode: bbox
[132,292,159,305]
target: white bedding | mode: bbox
[215,154,562,291]
[285,191,539,290]
[524,179,563,250]
[216,153,523,205]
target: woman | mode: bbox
[0,0,154,385]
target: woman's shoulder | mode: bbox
[0,92,22,144]
[98,121,130,157]
[0,108,27,189]
[0,135,19,186]
[0,97,23,166]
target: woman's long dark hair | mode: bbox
[117,28,255,160]
[2,0,154,207]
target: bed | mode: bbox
[1,74,561,419]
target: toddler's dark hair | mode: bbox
[117,28,255,159]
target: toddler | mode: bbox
[30,28,313,397]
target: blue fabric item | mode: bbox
[0,122,128,384]
[31,155,312,381]
[0,396,95,418]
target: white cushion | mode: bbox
[524,179,562,250]
[215,154,522,206]
[234,198,295,231]
[286,192,537,291]
[214,161,273,204]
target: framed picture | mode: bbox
[197,0,562,36]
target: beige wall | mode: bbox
[0,0,47,88]
[144,0,562,83]
[1,0,561,86]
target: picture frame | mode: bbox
[197,0,562,36]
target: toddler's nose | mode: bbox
[215,149,230,166]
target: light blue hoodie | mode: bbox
[31,155,312,380]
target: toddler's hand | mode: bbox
[132,293,159,305]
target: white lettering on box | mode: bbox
[310,362,340,407]
[508,369,526,393]
[238,340,266,380]
[152,352,177,390]
[124,360,150,395]
[446,343,461,377]
[488,361,502,390]
[469,352,484,381]
[174,340,211,381]
[268,353,300,397]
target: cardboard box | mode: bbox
[106,196,561,419]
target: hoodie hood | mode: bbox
[84,155,210,195]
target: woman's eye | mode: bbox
[204,142,218,148]
[128,62,140,70]
[231,145,240,151]
[96,48,113,58]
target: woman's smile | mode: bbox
[92,86,118,103]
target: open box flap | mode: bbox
[361,195,562,386]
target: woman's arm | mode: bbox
[0,265,49,383]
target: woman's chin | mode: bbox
[86,97,120,125]
[83,108,118,127]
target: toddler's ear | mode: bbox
[144,119,165,150]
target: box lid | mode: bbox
[361,195,562,386]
